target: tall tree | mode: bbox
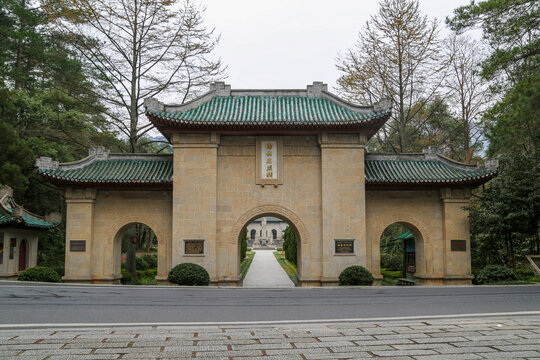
[336,0,446,153]
[44,0,225,153]
[443,36,491,162]
[448,0,539,156]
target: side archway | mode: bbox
[102,216,169,282]
[230,205,311,281]
[370,215,430,282]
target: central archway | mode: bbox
[230,205,311,284]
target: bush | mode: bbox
[168,263,210,286]
[240,229,248,260]
[283,227,297,265]
[476,265,517,284]
[135,253,157,270]
[339,265,374,286]
[276,247,282,251]
[381,254,403,271]
[18,266,62,283]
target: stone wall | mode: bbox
[64,189,172,283]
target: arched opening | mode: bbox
[112,222,159,285]
[379,222,424,285]
[240,214,301,287]
[18,239,27,272]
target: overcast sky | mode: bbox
[202,0,473,91]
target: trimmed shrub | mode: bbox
[276,247,283,251]
[135,253,157,270]
[18,266,62,283]
[283,226,297,265]
[339,265,374,286]
[168,263,210,286]
[381,254,403,271]
[476,265,517,284]
[240,229,248,260]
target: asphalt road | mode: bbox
[0,283,539,325]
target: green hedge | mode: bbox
[18,266,62,283]
[168,263,210,286]
[476,265,517,284]
[339,265,374,286]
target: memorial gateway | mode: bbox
[36,82,497,286]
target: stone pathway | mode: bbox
[242,250,295,288]
[2,315,540,359]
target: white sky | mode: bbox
[202,0,474,91]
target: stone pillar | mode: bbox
[440,188,473,285]
[319,133,367,285]
[172,133,219,282]
[63,188,96,282]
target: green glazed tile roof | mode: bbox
[365,155,496,186]
[147,96,390,128]
[37,155,173,186]
[0,194,58,229]
[37,151,495,188]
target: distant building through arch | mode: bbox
[36,82,497,286]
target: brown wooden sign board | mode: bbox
[70,240,86,252]
[451,240,466,251]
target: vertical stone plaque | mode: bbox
[184,239,204,255]
[451,240,466,251]
[256,138,283,186]
[334,239,355,254]
[70,240,86,252]
[261,141,277,179]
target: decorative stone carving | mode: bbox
[373,98,392,112]
[306,81,328,97]
[143,97,165,111]
[35,157,59,170]
[477,159,499,170]
[89,146,110,160]
[209,82,231,96]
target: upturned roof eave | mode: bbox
[148,112,390,141]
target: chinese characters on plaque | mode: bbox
[334,239,355,254]
[261,141,277,179]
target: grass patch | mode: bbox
[273,251,298,285]
[121,268,157,285]
[381,269,402,278]
[380,268,402,286]
[240,250,256,281]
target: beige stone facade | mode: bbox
[37,83,496,286]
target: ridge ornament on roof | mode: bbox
[144,82,392,138]
[0,186,59,229]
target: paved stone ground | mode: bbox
[1,315,540,359]
[242,250,294,288]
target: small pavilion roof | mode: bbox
[365,150,497,188]
[0,187,58,229]
[144,82,392,138]
[36,147,496,189]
